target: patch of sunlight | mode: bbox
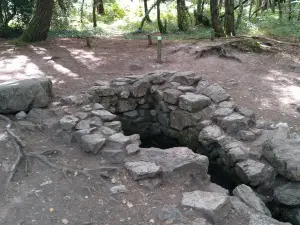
[50,62,79,77]
[263,76,276,81]
[277,85,300,103]
[64,48,107,68]
[29,46,47,55]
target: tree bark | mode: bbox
[224,0,235,36]
[144,0,151,22]
[97,0,104,15]
[157,1,165,34]
[288,0,292,20]
[80,0,85,25]
[210,0,224,37]
[20,0,54,42]
[235,0,243,30]
[0,0,3,25]
[249,0,254,20]
[271,0,275,13]
[140,0,159,30]
[93,0,97,27]
[177,0,188,31]
[278,0,282,19]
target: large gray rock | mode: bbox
[130,80,150,97]
[132,147,209,182]
[198,125,225,145]
[179,93,211,112]
[91,110,116,121]
[274,182,300,206]
[233,184,271,216]
[125,161,162,180]
[0,77,52,113]
[80,134,106,154]
[263,123,300,181]
[225,197,291,225]
[163,89,182,104]
[170,110,202,131]
[202,83,230,103]
[235,159,276,187]
[170,71,202,86]
[181,190,230,223]
[217,141,249,166]
[60,115,79,130]
[219,113,249,133]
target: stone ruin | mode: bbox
[1,71,300,225]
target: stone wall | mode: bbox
[87,70,300,224]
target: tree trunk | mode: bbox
[271,0,275,13]
[157,1,164,33]
[80,0,85,25]
[224,0,235,36]
[144,0,151,22]
[210,0,224,37]
[177,0,188,31]
[0,0,3,25]
[249,0,254,20]
[20,0,54,42]
[278,0,282,19]
[93,0,97,27]
[235,0,243,30]
[97,0,104,15]
[288,0,292,20]
[140,0,159,30]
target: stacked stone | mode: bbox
[88,71,274,190]
[86,70,298,225]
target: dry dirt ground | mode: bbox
[0,37,300,225]
[1,36,300,130]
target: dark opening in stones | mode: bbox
[123,128,239,192]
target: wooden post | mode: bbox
[157,36,162,63]
[147,34,153,47]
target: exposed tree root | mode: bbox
[195,45,242,63]
[0,114,117,189]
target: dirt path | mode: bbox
[1,37,300,130]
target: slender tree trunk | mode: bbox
[93,0,97,27]
[20,0,54,42]
[144,0,151,22]
[140,0,159,29]
[157,1,163,33]
[177,0,188,31]
[298,9,300,20]
[271,0,275,13]
[224,0,235,36]
[288,0,292,20]
[249,0,254,20]
[278,0,282,19]
[0,0,3,25]
[210,0,224,37]
[97,0,104,15]
[80,0,85,26]
[235,0,244,30]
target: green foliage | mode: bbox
[48,27,107,38]
[97,2,126,24]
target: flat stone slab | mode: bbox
[181,190,230,223]
[179,93,211,112]
[0,77,52,113]
[236,159,275,187]
[60,115,79,130]
[198,125,225,145]
[80,134,106,154]
[263,123,300,181]
[91,110,116,121]
[202,83,230,103]
[125,161,162,180]
[233,184,271,216]
[274,182,300,206]
[163,89,182,104]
